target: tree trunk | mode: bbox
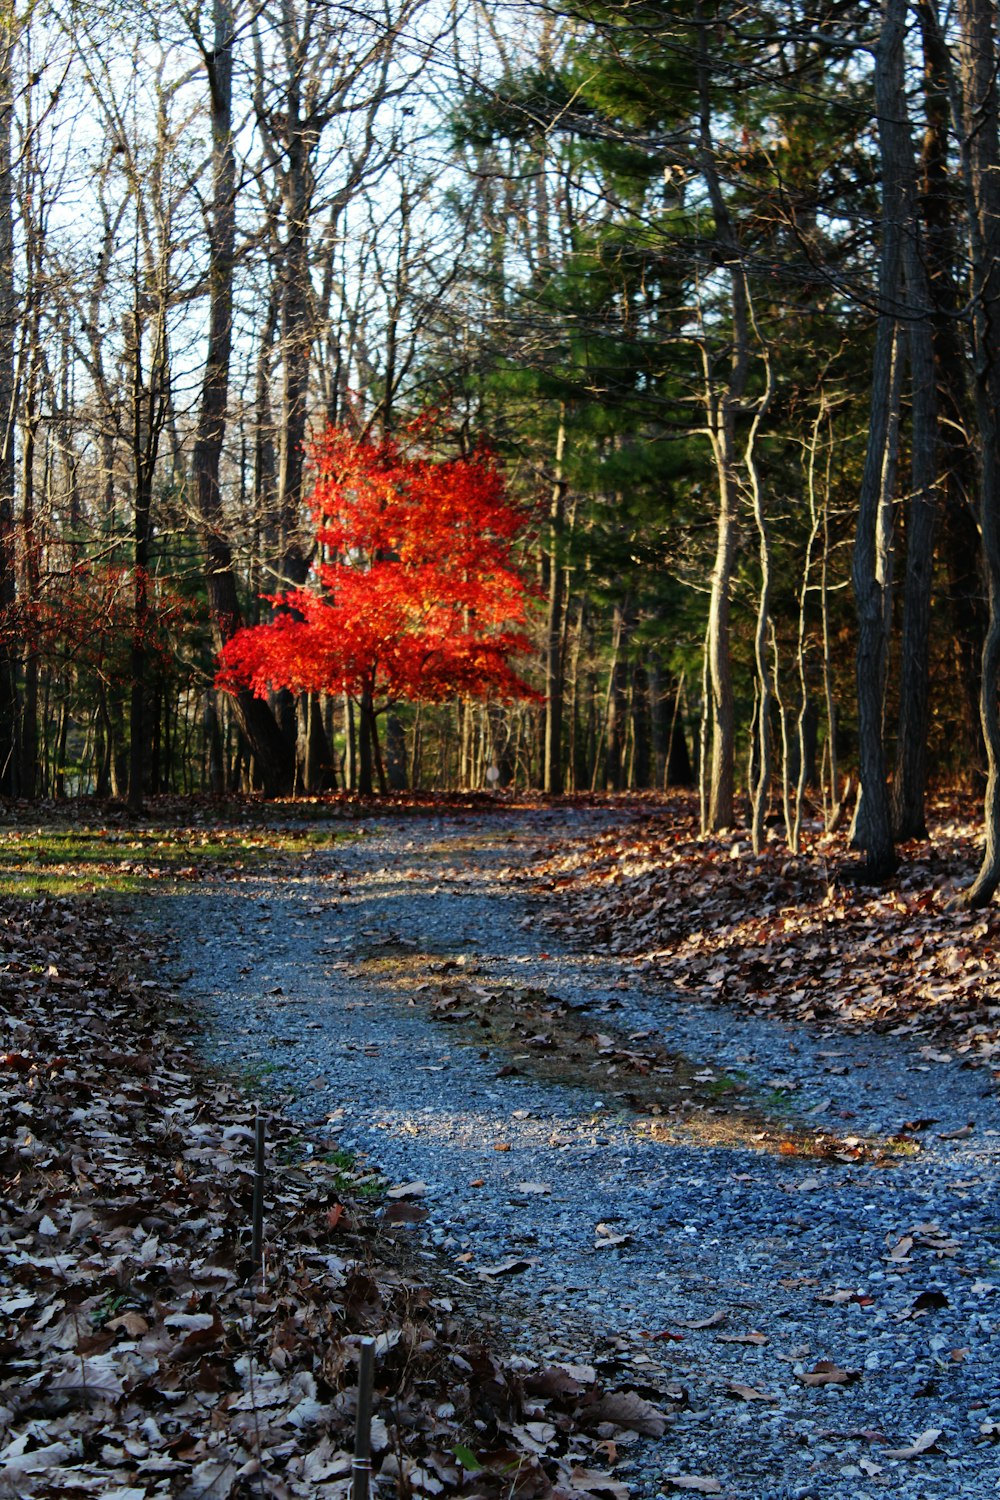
[386,711,407,790]
[696,6,750,832]
[957,0,1000,904]
[748,339,775,854]
[850,0,906,880]
[191,0,291,796]
[0,14,18,795]
[543,416,567,793]
[892,66,940,841]
[918,0,986,785]
[357,686,374,796]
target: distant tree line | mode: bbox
[1,0,1000,899]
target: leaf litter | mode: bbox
[525,791,1000,1068]
[0,890,674,1499]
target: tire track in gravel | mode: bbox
[166,806,1000,1500]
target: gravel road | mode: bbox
[162,806,1000,1500]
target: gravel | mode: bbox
[158,805,1000,1500]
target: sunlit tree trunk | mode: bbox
[892,245,939,840]
[696,7,749,832]
[191,0,291,795]
[958,0,1000,904]
[851,0,905,880]
[0,7,18,795]
[748,337,775,854]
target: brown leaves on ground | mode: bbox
[0,895,650,1499]
[528,792,1000,1067]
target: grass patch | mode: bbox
[0,821,360,899]
[322,1146,384,1199]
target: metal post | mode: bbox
[251,1111,265,1273]
[352,1336,376,1500]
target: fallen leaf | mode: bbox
[798,1360,860,1387]
[386,1180,428,1199]
[594,1223,630,1249]
[566,1465,630,1500]
[726,1382,777,1402]
[105,1311,150,1337]
[884,1428,943,1459]
[662,1478,722,1494]
[0,1440,77,1478]
[586,1390,669,1437]
[383,1201,429,1224]
[674,1311,726,1329]
[475,1256,536,1277]
[178,1453,240,1499]
[49,1354,125,1401]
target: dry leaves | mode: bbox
[884,1428,943,1459]
[0,893,644,1499]
[527,792,1000,1064]
[797,1361,860,1387]
[583,1391,671,1438]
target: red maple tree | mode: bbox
[216,425,538,790]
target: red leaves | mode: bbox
[218,425,540,711]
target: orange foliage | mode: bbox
[217,427,539,707]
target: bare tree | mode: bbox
[851,0,905,880]
[957,0,1000,904]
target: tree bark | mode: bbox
[957,0,1000,904]
[917,0,986,784]
[748,338,775,854]
[850,0,905,880]
[892,54,940,841]
[0,11,18,796]
[696,5,750,832]
[543,415,567,793]
[191,0,291,796]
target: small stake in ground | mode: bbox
[352,1336,376,1500]
[251,1111,265,1273]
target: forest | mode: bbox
[1,0,999,893]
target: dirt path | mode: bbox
[164,805,1000,1500]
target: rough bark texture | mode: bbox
[192,0,291,796]
[851,0,905,880]
[697,7,747,833]
[918,0,986,783]
[543,421,567,795]
[0,16,18,795]
[748,344,775,855]
[958,0,1000,904]
[892,77,940,841]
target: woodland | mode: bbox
[2,0,1000,901]
[8,4,1000,1491]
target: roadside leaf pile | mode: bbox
[528,794,1000,1066]
[0,894,657,1498]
